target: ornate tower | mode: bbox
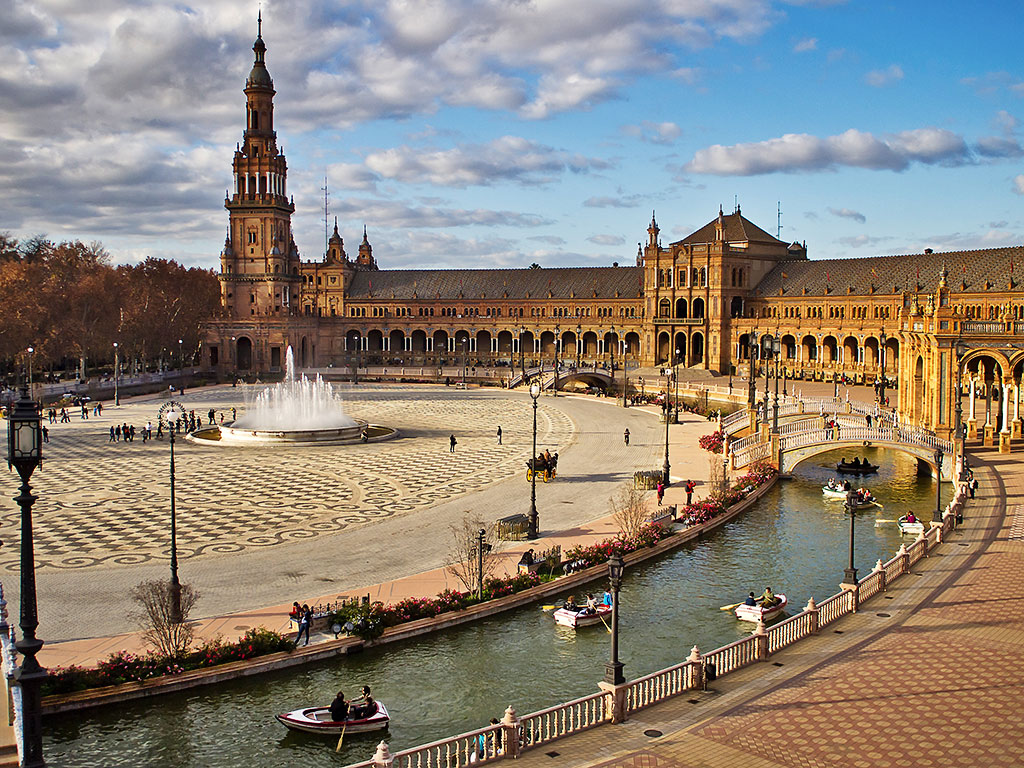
[220,14,300,318]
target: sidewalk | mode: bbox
[507,445,1024,768]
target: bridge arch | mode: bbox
[780,439,952,480]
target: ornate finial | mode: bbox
[362,224,369,242]
[258,8,262,38]
[333,217,339,236]
[719,204,723,216]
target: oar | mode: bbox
[875,519,896,524]
[719,602,743,612]
[541,601,564,611]
[598,611,612,634]
[335,721,348,753]
[871,501,884,509]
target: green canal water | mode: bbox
[46,446,947,767]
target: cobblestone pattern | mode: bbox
[0,386,572,572]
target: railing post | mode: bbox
[805,597,819,633]
[841,581,860,613]
[898,543,909,573]
[371,740,394,768]
[597,680,629,724]
[753,619,769,661]
[501,705,521,758]
[873,559,886,592]
[686,645,703,690]
[917,530,929,556]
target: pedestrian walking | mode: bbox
[295,604,311,647]
[208,408,216,425]
[623,428,630,446]
[129,424,136,442]
[969,474,977,499]
[656,481,665,505]
[685,479,695,505]
[109,426,116,443]
[496,426,502,445]
[449,434,457,453]
[42,426,49,444]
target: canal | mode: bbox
[46,445,947,767]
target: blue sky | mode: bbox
[1,0,1022,270]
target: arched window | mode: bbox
[658,298,671,317]
[252,110,259,129]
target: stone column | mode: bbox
[597,680,629,724]
[753,619,769,661]
[1014,381,1023,439]
[501,706,521,758]
[1000,377,1012,453]
[371,741,393,767]
[983,375,995,446]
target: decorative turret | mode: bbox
[326,218,346,263]
[356,225,377,270]
[715,205,725,241]
[647,211,659,246]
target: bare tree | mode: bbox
[130,579,201,658]
[611,482,649,539]
[445,514,499,594]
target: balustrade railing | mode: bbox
[816,592,849,627]
[625,660,698,713]
[518,692,610,752]
[703,635,759,677]
[858,569,884,602]
[766,611,814,654]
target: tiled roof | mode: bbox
[346,266,643,301]
[676,211,784,246]
[755,245,1024,297]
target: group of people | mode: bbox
[563,591,612,615]
[840,456,872,468]
[744,586,780,608]
[530,449,558,473]
[825,477,874,503]
[329,685,377,722]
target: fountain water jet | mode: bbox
[202,347,378,445]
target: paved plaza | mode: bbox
[1,383,716,643]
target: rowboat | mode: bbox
[896,516,926,536]
[821,487,878,508]
[553,604,612,628]
[836,461,879,475]
[276,702,390,735]
[735,593,788,623]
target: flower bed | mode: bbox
[699,430,725,453]
[677,459,777,526]
[561,522,674,571]
[42,628,294,696]
[329,571,543,640]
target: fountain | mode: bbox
[195,347,380,445]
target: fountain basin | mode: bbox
[188,421,398,446]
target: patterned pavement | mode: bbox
[0,384,572,572]
[511,446,1024,768]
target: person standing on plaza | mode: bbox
[109,426,116,443]
[208,408,216,425]
[496,426,502,445]
[685,479,695,505]
[295,604,311,647]
[129,424,136,442]
[623,428,630,445]
[656,481,665,505]
[42,426,49,444]
[449,434,457,453]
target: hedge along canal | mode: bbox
[44,445,945,768]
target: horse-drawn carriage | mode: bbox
[526,453,558,482]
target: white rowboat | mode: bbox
[896,516,926,535]
[553,604,612,628]
[276,702,390,735]
[735,594,788,623]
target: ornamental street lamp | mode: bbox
[26,347,34,402]
[528,383,541,539]
[878,330,888,406]
[673,349,680,423]
[461,339,467,385]
[113,342,120,406]
[772,334,781,434]
[842,492,858,587]
[933,447,944,524]
[576,324,582,368]
[662,368,673,486]
[762,335,771,406]
[954,340,966,480]
[747,332,758,416]
[519,326,526,380]
[158,401,187,623]
[178,338,184,382]
[604,553,625,686]
[7,386,47,768]
[552,325,560,396]
[476,528,491,600]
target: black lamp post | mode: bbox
[113,341,120,406]
[772,334,781,434]
[519,326,526,380]
[26,347,34,403]
[576,324,582,368]
[604,553,625,685]
[552,325,560,396]
[7,386,47,768]
[528,383,541,539]
[763,336,771,407]
[476,528,490,600]
[933,447,944,524]
[673,348,680,423]
[461,339,467,386]
[954,341,966,480]
[158,401,186,623]
[662,368,672,486]
[878,330,887,406]
[843,493,858,586]
[747,332,758,415]
[178,338,183,379]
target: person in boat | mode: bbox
[564,595,579,612]
[602,590,613,607]
[906,512,917,524]
[744,592,757,607]
[350,686,376,719]
[843,480,851,491]
[852,457,861,467]
[330,691,349,722]
[585,593,598,615]
[758,586,779,608]
[826,478,835,489]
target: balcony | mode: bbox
[653,317,705,325]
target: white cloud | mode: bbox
[865,64,904,87]
[976,136,1023,158]
[836,234,892,248]
[360,136,611,187]
[793,37,817,53]
[584,196,643,208]
[621,121,681,145]
[828,207,866,224]
[587,234,625,246]
[1013,175,1024,195]
[685,127,970,175]
[321,197,554,229]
